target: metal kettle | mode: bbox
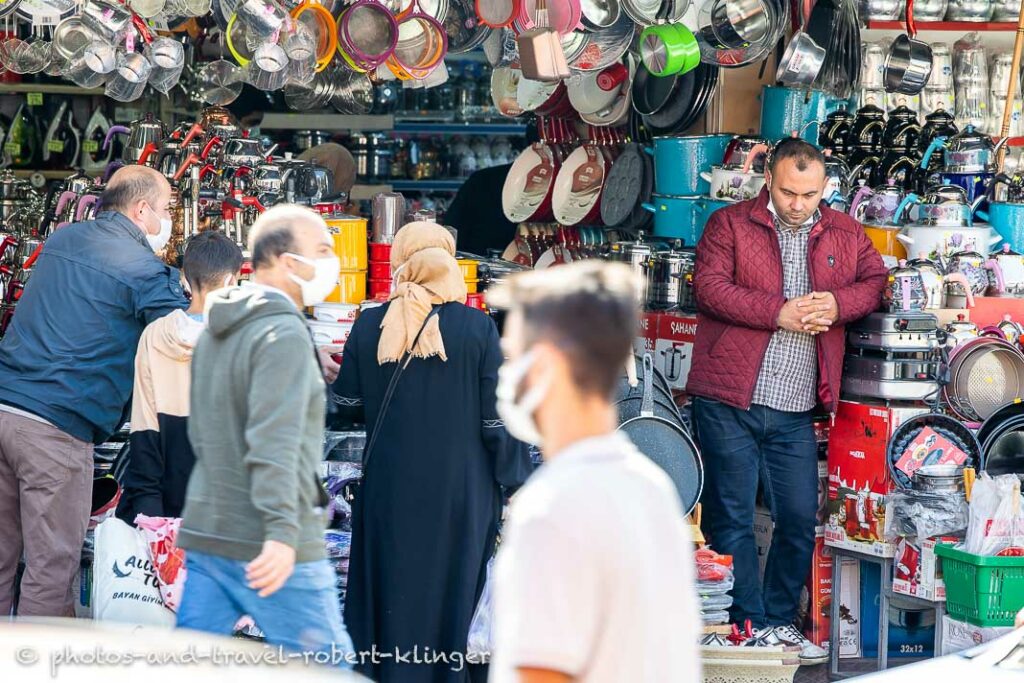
[988,244,1024,296]
[882,106,923,153]
[849,178,917,225]
[912,182,982,227]
[111,113,168,166]
[945,249,1001,307]
[823,152,852,210]
[819,105,856,159]
[884,259,929,312]
[846,104,886,152]
[944,124,1008,174]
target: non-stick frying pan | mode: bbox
[601,142,646,227]
[645,64,695,129]
[632,62,678,116]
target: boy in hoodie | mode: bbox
[176,206,353,666]
[116,231,243,524]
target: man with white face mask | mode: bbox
[177,205,353,665]
[488,261,700,683]
[0,165,188,618]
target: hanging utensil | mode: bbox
[517,0,569,82]
[640,22,699,77]
[884,0,933,96]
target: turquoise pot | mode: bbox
[760,86,848,144]
[647,134,733,196]
[978,202,1024,252]
[642,195,732,246]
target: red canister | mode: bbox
[369,242,392,263]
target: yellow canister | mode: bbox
[465,280,478,294]
[326,216,368,271]
[863,224,907,261]
[457,258,478,281]
[326,270,367,304]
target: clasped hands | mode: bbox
[777,291,838,336]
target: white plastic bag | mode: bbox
[965,474,1024,556]
[134,515,187,613]
[467,557,494,660]
[92,518,174,627]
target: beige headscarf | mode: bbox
[377,222,468,365]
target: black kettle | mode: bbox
[846,104,886,154]
[882,106,922,153]
[819,105,856,159]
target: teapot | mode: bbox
[882,106,922,153]
[823,152,852,211]
[907,255,974,309]
[846,104,886,152]
[920,109,958,156]
[944,124,1009,174]
[106,113,167,166]
[874,150,920,191]
[907,181,984,227]
[849,178,917,225]
[945,249,1000,308]
[945,314,980,347]
[819,105,855,158]
[989,244,1024,297]
[884,260,928,312]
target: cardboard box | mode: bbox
[941,615,1015,656]
[892,537,956,602]
[753,506,774,582]
[653,311,698,392]
[634,311,659,357]
[825,401,929,558]
[861,564,936,659]
[803,530,833,649]
[816,458,829,526]
[837,557,861,659]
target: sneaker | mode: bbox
[753,625,829,665]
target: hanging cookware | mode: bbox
[551,136,608,226]
[759,86,843,144]
[600,143,647,229]
[640,23,699,78]
[883,0,933,96]
[476,0,519,27]
[386,0,449,80]
[336,0,399,73]
[944,336,1024,425]
[694,0,786,67]
[291,0,339,71]
[502,125,562,222]
[568,12,635,72]
[645,134,731,197]
[515,0,582,35]
[443,0,491,53]
[568,63,627,115]
[776,32,826,88]
[579,0,620,28]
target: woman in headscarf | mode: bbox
[333,222,531,683]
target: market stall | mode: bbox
[1,0,1024,676]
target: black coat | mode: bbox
[333,301,531,683]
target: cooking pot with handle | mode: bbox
[646,134,732,197]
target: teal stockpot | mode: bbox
[646,134,733,197]
[642,195,731,246]
[759,86,848,144]
[977,202,1024,253]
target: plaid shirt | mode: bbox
[750,207,821,412]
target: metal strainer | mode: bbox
[946,337,1024,423]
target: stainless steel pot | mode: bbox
[371,192,406,244]
[993,0,1022,20]
[609,234,661,304]
[646,248,695,311]
[913,0,948,19]
[883,0,933,97]
[946,0,993,20]
[860,0,904,20]
[911,464,965,492]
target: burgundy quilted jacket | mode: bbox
[688,188,888,413]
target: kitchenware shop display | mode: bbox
[849,178,917,226]
[599,142,654,232]
[980,203,1024,253]
[864,224,908,266]
[700,154,768,203]
[694,0,788,68]
[946,0,994,20]
[944,125,1007,174]
[886,413,982,490]
[616,354,703,515]
[776,31,826,89]
[550,136,610,226]
[607,233,666,304]
[976,401,1024,476]
[906,182,983,227]
[615,354,682,425]
[642,195,726,243]
[944,336,1024,424]
[843,311,943,401]
[986,245,1024,297]
[897,223,999,262]
[516,0,570,81]
[759,86,844,144]
[336,0,400,73]
[819,105,856,158]
[502,125,564,223]
[639,23,699,78]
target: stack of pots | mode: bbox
[323,212,368,305]
[641,134,735,245]
[368,192,404,299]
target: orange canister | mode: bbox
[863,224,907,262]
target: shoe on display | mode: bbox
[749,624,829,665]
[699,632,734,647]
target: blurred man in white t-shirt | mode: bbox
[486,261,700,683]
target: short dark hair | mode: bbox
[768,137,825,173]
[183,230,243,291]
[490,261,638,398]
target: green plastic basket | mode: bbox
[934,544,1024,627]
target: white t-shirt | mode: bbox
[490,432,701,683]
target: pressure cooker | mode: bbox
[646,247,696,311]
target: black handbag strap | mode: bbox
[362,305,442,471]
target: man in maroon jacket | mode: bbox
[690,139,887,663]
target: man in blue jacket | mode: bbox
[0,165,188,617]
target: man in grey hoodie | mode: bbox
[176,206,353,666]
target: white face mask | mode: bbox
[145,205,173,253]
[496,350,549,447]
[285,252,341,306]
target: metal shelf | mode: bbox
[0,83,104,96]
[865,20,1017,30]
[392,120,528,135]
[8,169,97,180]
[389,179,466,192]
[260,113,393,131]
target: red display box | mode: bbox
[633,311,698,393]
[804,531,833,648]
[825,401,928,558]
[966,297,1024,330]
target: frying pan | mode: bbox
[552,141,609,225]
[679,63,720,132]
[568,64,626,115]
[503,135,561,222]
[567,10,635,71]
[631,63,678,116]
[645,65,695,130]
[944,337,1024,424]
[491,65,525,116]
[640,23,699,77]
[581,56,635,127]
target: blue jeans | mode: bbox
[693,398,818,629]
[176,550,354,669]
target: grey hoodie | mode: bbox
[178,285,328,563]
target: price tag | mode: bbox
[26,93,43,107]
[3,142,19,155]
[47,140,65,154]
[83,140,100,154]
